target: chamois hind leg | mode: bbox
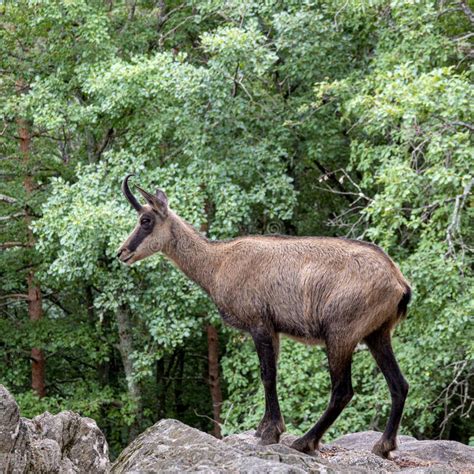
[251,327,285,445]
[364,325,409,459]
[291,343,354,454]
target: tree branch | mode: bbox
[0,212,24,222]
[95,127,114,160]
[0,293,29,300]
[0,194,17,204]
[459,0,474,24]
[446,178,473,258]
[0,241,28,249]
[450,120,474,132]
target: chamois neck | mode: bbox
[163,212,220,294]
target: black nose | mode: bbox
[116,249,124,258]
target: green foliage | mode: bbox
[1,0,472,454]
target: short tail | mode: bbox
[397,285,412,319]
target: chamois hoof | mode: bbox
[258,421,285,445]
[255,420,267,438]
[259,428,281,445]
[372,438,397,459]
[255,417,285,439]
[290,436,318,454]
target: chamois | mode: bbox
[117,175,411,459]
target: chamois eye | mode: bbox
[141,218,152,227]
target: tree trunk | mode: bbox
[17,84,46,398]
[116,304,144,440]
[156,357,166,419]
[174,349,185,417]
[206,324,222,438]
[86,286,110,386]
[28,274,45,398]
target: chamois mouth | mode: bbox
[120,252,135,264]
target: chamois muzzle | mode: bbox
[117,247,135,263]
[122,174,142,212]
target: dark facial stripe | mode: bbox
[128,225,153,252]
[128,215,155,252]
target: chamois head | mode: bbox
[117,175,170,265]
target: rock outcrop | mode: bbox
[2,384,473,473]
[0,385,109,474]
[112,419,474,473]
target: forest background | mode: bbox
[0,0,472,458]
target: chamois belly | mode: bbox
[275,321,326,346]
[268,294,326,345]
[214,280,326,342]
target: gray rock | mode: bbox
[3,384,473,474]
[111,419,313,473]
[0,385,109,474]
[330,431,474,473]
[111,419,474,473]
[224,430,395,473]
[329,431,417,450]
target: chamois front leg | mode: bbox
[251,327,285,445]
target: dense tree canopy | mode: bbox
[1,0,472,456]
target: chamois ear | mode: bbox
[135,186,168,218]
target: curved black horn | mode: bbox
[122,174,142,212]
